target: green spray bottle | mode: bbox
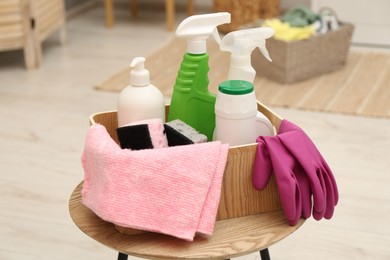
[168,12,231,141]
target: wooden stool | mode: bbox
[69,103,305,259]
[104,0,194,31]
[69,182,304,260]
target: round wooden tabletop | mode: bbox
[69,182,304,260]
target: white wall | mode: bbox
[312,0,390,46]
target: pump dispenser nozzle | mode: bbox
[220,27,275,83]
[130,57,150,87]
[176,12,231,54]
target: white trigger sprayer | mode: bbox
[175,12,231,54]
[220,27,275,83]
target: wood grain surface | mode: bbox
[69,182,304,260]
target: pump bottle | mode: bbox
[117,57,165,127]
[168,12,231,141]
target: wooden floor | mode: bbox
[0,5,389,260]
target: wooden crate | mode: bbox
[89,102,283,236]
[0,0,66,69]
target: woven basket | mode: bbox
[214,0,280,33]
[252,22,354,84]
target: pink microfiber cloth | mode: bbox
[81,124,229,241]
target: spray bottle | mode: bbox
[117,57,165,127]
[220,27,275,83]
[168,12,231,141]
[213,28,276,144]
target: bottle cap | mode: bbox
[130,57,150,86]
[218,80,254,95]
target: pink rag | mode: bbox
[81,124,229,241]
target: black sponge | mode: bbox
[116,124,153,150]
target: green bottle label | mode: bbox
[168,53,216,140]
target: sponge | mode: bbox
[116,118,208,150]
[116,118,168,150]
[165,119,207,146]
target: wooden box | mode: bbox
[89,102,283,236]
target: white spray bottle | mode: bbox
[220,27,275,83]
[117,57,165,127]
[214,28,276,144]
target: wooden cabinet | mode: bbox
[0,0,66,69]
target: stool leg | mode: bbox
[117,252,128,260]
[260,248,271,260]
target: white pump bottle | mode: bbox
[117,57,165,127]
[220,27,275,83]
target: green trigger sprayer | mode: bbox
[168,12,231,141]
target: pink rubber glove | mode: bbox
[253,120,338,224]
[277,120,338,220]
[253,136,310,225]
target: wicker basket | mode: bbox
[214,0,280,33]
[252,23,354,84]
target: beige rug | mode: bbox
[95,37,390,118]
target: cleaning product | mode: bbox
[116,118,168,150]
[218,28,275,140]
[165,119,208,145]
[214,80,272,146]
[220,27,274,83]
[117,57,165,127]
[168,12,231,140]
